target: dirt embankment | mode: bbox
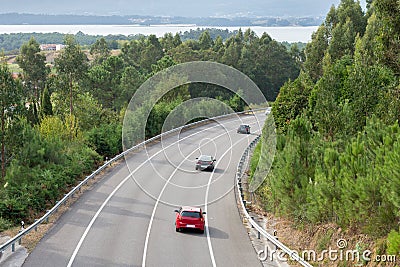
[247,197,399,267]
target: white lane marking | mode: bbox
[124,121,261,209]
[141,123,237,267]
[141,121,261,266]
[204,129,261,267]
[67,116,254,266]
[143,121,260,190]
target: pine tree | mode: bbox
[40,85,53,117]
[55,35,88,115]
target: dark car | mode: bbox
[237,124,250,134]
[175,206,206,233]
[195,155,216,171]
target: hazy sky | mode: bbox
[1,0,367,17]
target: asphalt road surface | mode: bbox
[23,113,267,267]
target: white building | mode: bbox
[39,44,65,51]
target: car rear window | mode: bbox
[181,211,201,218]
[199,155,212,161]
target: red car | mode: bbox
[174,206,206,233]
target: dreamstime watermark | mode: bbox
[257,239,397,264]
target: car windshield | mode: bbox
[199,155,212,161]
[181,211,201,218]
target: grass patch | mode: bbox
[7,63,21,73]
[248,141,261,181]
[0,217,14,232]
[317,228,334,251]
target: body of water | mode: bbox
[0,24,318,43]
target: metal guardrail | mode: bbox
[235,136,313,267]
[0,108,266,256]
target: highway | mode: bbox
[23,113,266,267]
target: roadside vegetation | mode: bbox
[252,0,400,261]
[0,28,300,230]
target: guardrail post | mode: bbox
[18,238,21,245]
[34,219,38,232]
[273,230,278,250]
[45,212,50,223]
[258,231,261,239]
[11,243,15,252]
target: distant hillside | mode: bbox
[0,13,323,27]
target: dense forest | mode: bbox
[0,28,243,54]
[253,0,400,257]
[0,28,300,230]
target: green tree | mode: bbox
[353,13,381,67]
[252,40,300,101]
[73,92,104,131]
[222,35,242,68]
[272,71,314,133]
[238,31,260,80]
[55,35,89,115]
[90,37,111,65]
[160,32,174,51]
[336,0,366,36]
[0,63,22,180]
[304,25,329,82]
[140,35,164,72]
[266,116,316,219]
[212,36,225,58]
[15,37,47,108]
[87,64,111,105]
[343,63,395,132]
[228,93,245,112]
[198,31,214,50]
[173,33,182,47]
[120,37,146,68]
[86,122,122,158]
[103,56,124,107]
[150,55,176,74]
[374,0,400,74]
[117,66,144,110]
[309,56,353,139]
[328,18,357,61]
[289,43,305,64]
[40,85,53,117]
[170,42,201,63]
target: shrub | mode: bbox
[387,230,400,255]
[0,217,13,231]
[86,123,122,158]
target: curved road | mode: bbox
[23,113,267,267]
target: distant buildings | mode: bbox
[39,44,65,51]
